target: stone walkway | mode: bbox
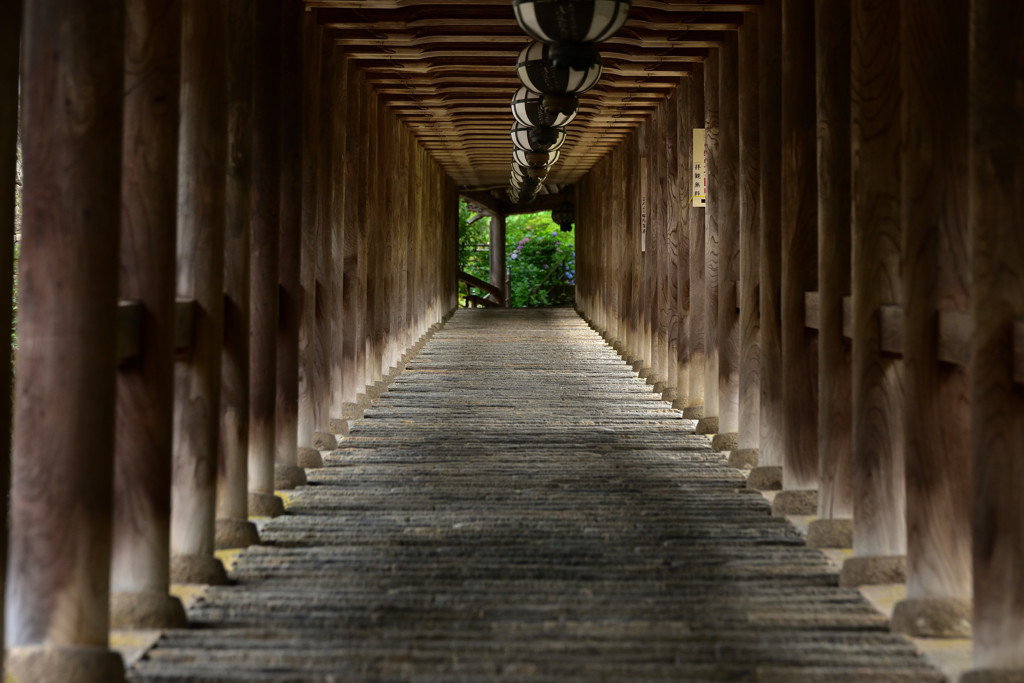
[130,308,943,682]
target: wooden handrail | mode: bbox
[458,270,502,300]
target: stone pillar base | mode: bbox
[747,465,782,491]
[695,416,719,435]
[341,402,363,420]
[711,431,738,451]
[248,491,285,517]
[630,359,645,372]
[110,590,188,630]
[839,554,906,587]
[312,432,337,450]
[6,645,125,683]
[170,553,228,585]
[275,464,307,489]
[365,383,382,399]
[215,518,260,549]
[297,447,323,469]
[771,489,818,516]
[682,405,704,419]
[354,393,372,409]
[806,518,853,548]
[891,597,971,638]
[651,380,666,392]
[961,670,1024,683]
[660,387,678,402]
[728,448,759,469]
[328,418,350,436]
[637,366,653,379]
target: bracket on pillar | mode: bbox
[174,299,197,352]
[117,300,143,366]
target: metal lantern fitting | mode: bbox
[516,41,601,97]
[513,0,631,44]
[552,201,575,231]
[511,86,578,127]
[510,122,567,153]
[513,148,560,168]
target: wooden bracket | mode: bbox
[116,300,143,366]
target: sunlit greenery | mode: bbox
[458,199,575,308]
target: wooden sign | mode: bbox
[641,159,648,252]
[692,128,707,207]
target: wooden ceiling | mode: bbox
[305,1,760,201]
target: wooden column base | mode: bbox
[961,670,1024,683]
[297,447,323,469]
[275,464,307,489]
[746,465,782,491]
[711,431,738,452]
[728,448,759,469]
[891,597,971,638]
[6,646,124,683]
[110,591,188,630]
[248,491,285,518]
[215,518,260,549]
[170,554,228,585]
[839,554,906,587]
[771,489,817,516]
[695,416,719,435]
[806,518,853,548]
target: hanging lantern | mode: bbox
[511,86,578,128]
[552,201,575,231]
[513,0,631,44]
[511,122,567,153]
[516,41,601,97]
[511,163,528,181]
[513,148,560,168]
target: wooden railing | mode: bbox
[458,270,503,308]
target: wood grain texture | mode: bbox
[296,12,321,449]
[170,0,226,562]
[687,63,707,409]
[814,0,853,520]
[328,46,347,418]
[218,0,255,523]
[340,61,364,405]
[249,0,281,494]
[112,0,181,598]
[969,0,1024,668]
[851,0,906,558]
[717,33,740,434]
[8,0,123,649]
[757,0,783,467]
[737,14,761,450]
[674,77,692,399]
[900,0,972,608]
[780,0,818,490]
[664,84,681,395]
[703,49,721,419]
[312,34,334,429]
[275,0,303,469]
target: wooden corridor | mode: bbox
[130,309,942,682]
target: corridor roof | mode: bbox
[306,1,759,203]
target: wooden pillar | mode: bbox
[651,106,669,391]
[216,0,261,548]
[890,0,972,638]
[363,91,379,392]
[250,0,299,494]
[328,47,349,434]
[340,61,365,414]
[715,33,741,452]
[698,50,721,435]
[734,14,761,469]
[684,62,707,418]
[110,0,187,630]
[277,0,307,471]
[296,13,321,453]
[749,0,783,491]
[775,0,819,514]
[663,84,682,403]
[7,1,126,679]
[635,123,652,378]
[169,0,228,587]
[966,3,1024,674]
[843,0,906,587]
[672,78,692,410]
[312,37,335,440]
[490,214,507,305]
[0,0,21,663]
[808,0,854,546]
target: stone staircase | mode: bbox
[129,308,944,682]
